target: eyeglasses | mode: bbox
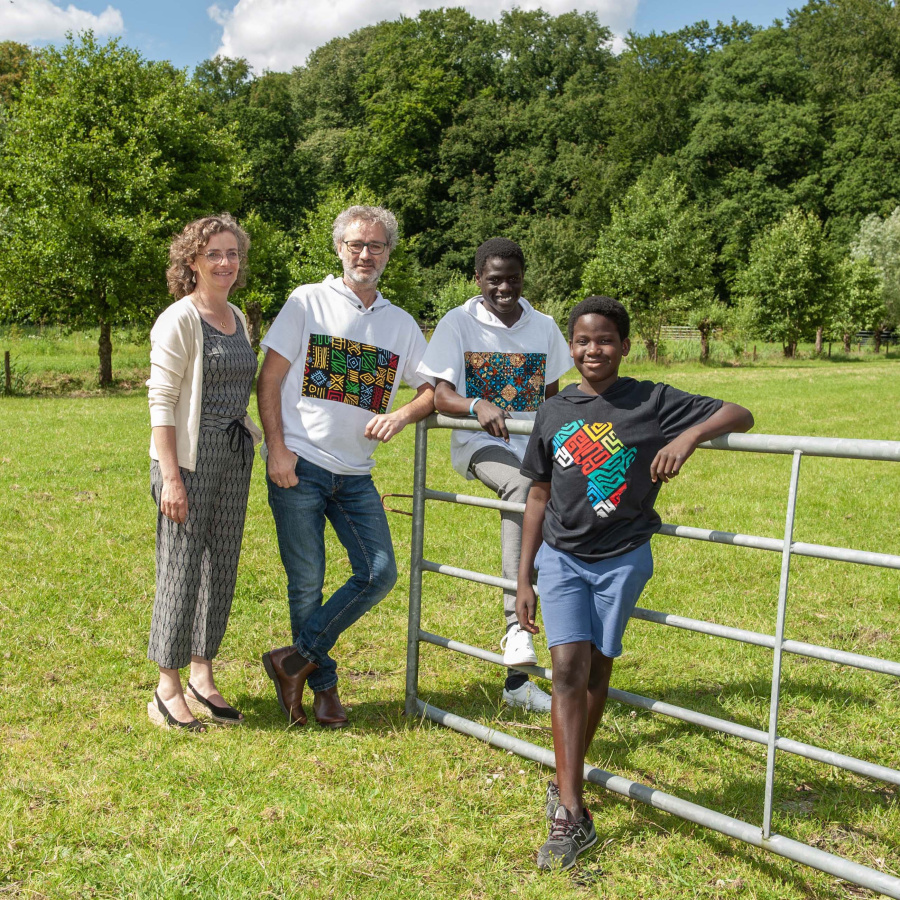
[200,250,241,264]
[342,240,387,256]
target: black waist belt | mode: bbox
[225,418,253,470]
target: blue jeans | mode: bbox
[267,455,397,692]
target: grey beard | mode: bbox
[343,264,384,286]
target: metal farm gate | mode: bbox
[402,415,900,896]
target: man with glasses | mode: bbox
[258,205,433,729]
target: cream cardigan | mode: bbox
[147,296,261,472]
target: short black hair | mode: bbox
[474,237,526,275]
[568,296,630,341]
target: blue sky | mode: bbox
[2,0,798,72]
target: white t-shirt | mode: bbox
[418,296,572,478]
[262,275,428,475]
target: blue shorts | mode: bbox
[536,541,653,658]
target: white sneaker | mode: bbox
[502,681,552,713]
[500,624,539,666]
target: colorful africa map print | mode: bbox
[303,334,399,415]
[553,419,637,518]
[464,352,546,411]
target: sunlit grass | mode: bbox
[0,355,898,898]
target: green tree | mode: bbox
[680,23,826,289]
[193,54,253,104]
[0,33,240,385]
[686,297,730,361]
[0,41,34,107]
[592,21,754,216]
[195,58,304,230]
[291,24,382,196]
[823,85,900,244]
[240,210,294,348]
[830,255,884,351]
[791,0,900,243]
[791,0,900,105]
[735,208,835,357]
[288,7,614,299]
[851,206,900,347]
[429,271,477,324]
[582,174,716,360]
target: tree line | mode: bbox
[1,0,899,383]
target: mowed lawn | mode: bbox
[0,357,898,899]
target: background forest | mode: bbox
[1,0,899,382]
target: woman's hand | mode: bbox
[160,476,188,523]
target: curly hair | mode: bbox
[166,213,250,300]
[474,237,526,275]
[568,296,630,341]
[331,205,399,254]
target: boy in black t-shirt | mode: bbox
[516,296,753,870]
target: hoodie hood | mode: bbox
[324,273,389,312]
[462,295,535,331]
[558,378,637,404]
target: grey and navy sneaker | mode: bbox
[545,780,560,820]
[537,804,597,871]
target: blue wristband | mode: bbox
[469,398,480,417]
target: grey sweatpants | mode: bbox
[468,444,533,630]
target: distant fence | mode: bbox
[659,325,897,346]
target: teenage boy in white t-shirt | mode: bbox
[258,205,434,730]
[418,238,572,711]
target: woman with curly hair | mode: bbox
[146,213,261,731]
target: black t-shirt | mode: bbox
[520,378,723,562]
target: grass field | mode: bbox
[0,345,898,899]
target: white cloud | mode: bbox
[0,0,124,43]
[210,0,637,72]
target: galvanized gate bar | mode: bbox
[430,414,900,461]
[418,700,900,900]
[407,418,900,892]
[631,609,900,677]
[702,432,900,461]
[658,524,900,569]
[425,490,900,569]
[420,560,900,677]
[404,418,429,718]
[764,449,801,839]
[419,629,900,786]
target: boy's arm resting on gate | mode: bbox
[650,401,755,484]
[516,480,551,635]
[434,378,512,442]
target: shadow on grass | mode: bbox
[626,669,885,727]
[413,678,554,725]
[407,678,897,841]
[406,690,898,898]
[219,690,411,735]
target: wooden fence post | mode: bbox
[4,351,10,394]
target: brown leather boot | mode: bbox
[261,646,318,726]
[313,685,349,729]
